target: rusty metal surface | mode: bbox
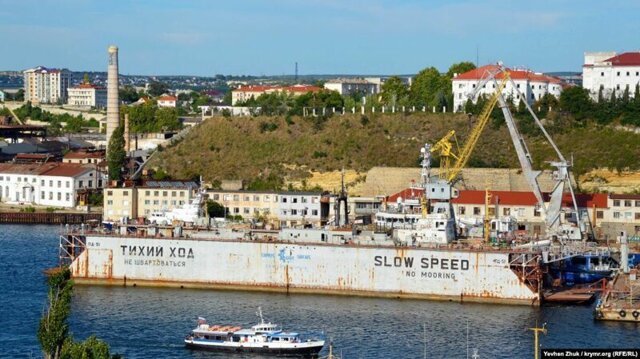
[71,236,541,305]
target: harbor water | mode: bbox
[1,225,638,358]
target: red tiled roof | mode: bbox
[0,163,93,177]
[453,64,562,84]
[604,52,640,67]
[452,190,607,208]
[610,193,640,200]
[157,95,177,101]
[15,153,50,160]
[386,187,425,203]
[63,150,105,160]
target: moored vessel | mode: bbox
[184,308,325,355]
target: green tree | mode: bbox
[559,86,591,120]
[61,336,112,359]
[446,61,476,79]
[410,67,443,108]
[147,81,169,97]
[222,91,232,105]
[380,76,409,106]
[83,73,90,84]
[38,268,74,359]
[206,200,226,217]
[119,86,141,103]
[107,125,126,181]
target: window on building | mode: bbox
[145,191,150,196]
[617,71,620,76]
[78,180,83,188]
[282,197,287,203]
[123,191,128,196]
[312,209,318,216]
[57,192,61,201]
[41,180,44,186]
[613,200,620,206]
[627,72,630,76]
[180,191,185,197]
[179,201,184,205]
[162,200,168,205]
[601,72,604,77]
[613,212,621,219]
[458,206,466,215]
[473,207,481,215]
[32,178,36,183]
[293,197,298,203]
[488,208,495,216]
[213,194,220,200]
[596,211,604,219]
[41,191,45,199]
[171,200,176,205]
[264,195,270,201]
[254,195,260,201]
[172,191,176,197]
[636,201,640,207]
[65,193,70,201]
[66,181,70,188]
[635,213,640,220]
[154,191,159,196]
[637,72,640,76]
[107,200,113,205]
[107,190,113,196]
[163,191,168,197]
[57,181,61,188]
[17,177,21,182]
[49,192,53,200]
[234,207,239,214]
[243,208,250,214]
[144,200,150,205]
[503,208,511,216]
[88,180,93,187]
[233,194,239,201]
[291,209,298,215]
[301,197,307,203]
[282,209,288,215]
[624,200,632,207]
[153,200,159,205]
[534,208,541,217]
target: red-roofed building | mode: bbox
[382,187,618,236]
[157,95,177,108]
[0,162,105,207]
[63,150,105,165]
[67,83,107,108]
[583,51,640,101]
[231,84,322,105]
[452,64,564,112]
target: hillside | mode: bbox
[151,112,640,191]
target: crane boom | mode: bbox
[447,75,509,183]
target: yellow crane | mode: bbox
[429,73,510,184]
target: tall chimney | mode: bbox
[106,45,120,151]
[124,113,130,153]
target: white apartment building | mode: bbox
[157,95,177,108]
[324,78,378,96]
[206,190,328,228]
[23,66,72,104]
[582,52,640,101]
[452,64,563,112]
[231,85,321,105]
[0,163,104,208]
[67,84,107,108]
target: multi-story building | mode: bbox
[601,194,640,238]
[23,66,72,104]
[323,78,378,96]
[0,163,104,207]
[103,180,199,221]
[206,189,328,228]
[582,51,640,101]
[62,150,105,165]
[67,83,107,108]
[157,95,177,108]
[231,85,321,105]
[452,64,563,112]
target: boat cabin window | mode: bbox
[572,257,587,266]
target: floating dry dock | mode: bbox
[594,268,640,322]
[59,224,548,306]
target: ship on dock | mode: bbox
[59,64,613,306]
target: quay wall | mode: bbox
[0,212,101,224]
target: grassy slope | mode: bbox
[151,113,640,186]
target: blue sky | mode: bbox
[0,0,638,76]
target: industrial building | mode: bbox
[582,51,640,101]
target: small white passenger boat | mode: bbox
[184,308,325,356]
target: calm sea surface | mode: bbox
[1,224,639,358]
